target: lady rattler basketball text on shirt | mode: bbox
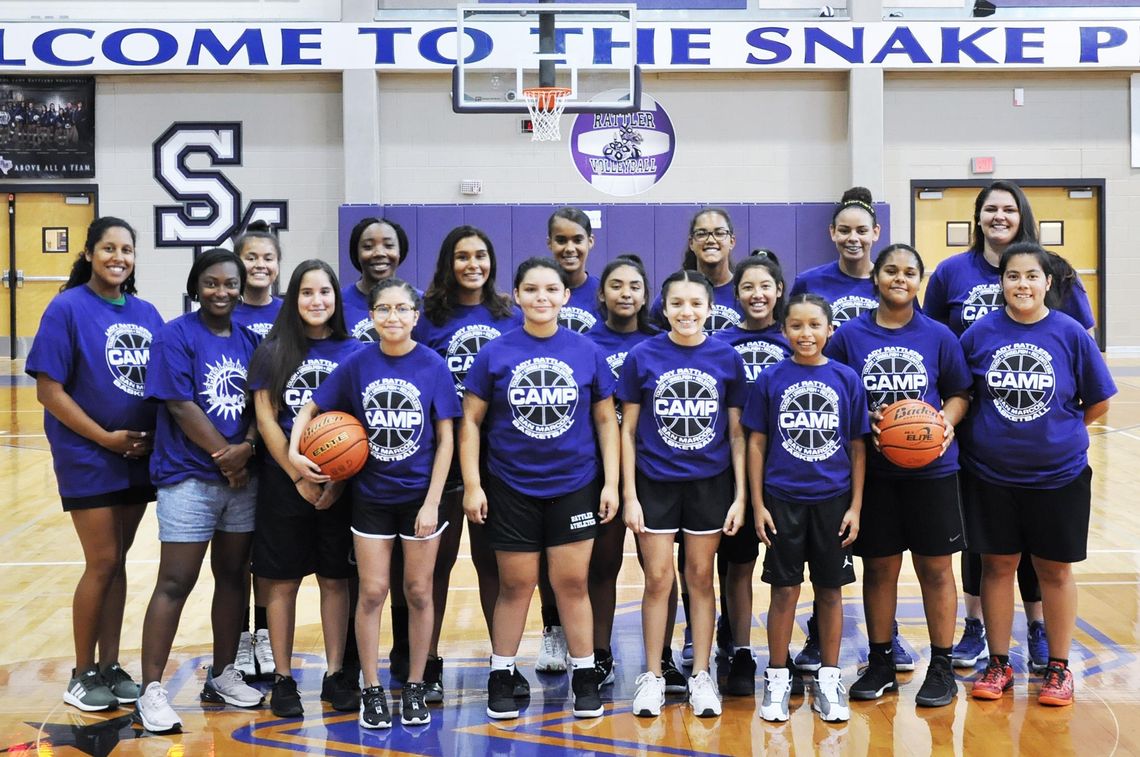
[341,284,379,343]
[713,323,792,384]
[790,261,879,326]
[232,297,284,338]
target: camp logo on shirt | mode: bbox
[283,359,338,416]
[961,283,1003,330]
[558,306,598,334]
[104,323,153,397]
[362,378,425,461]
[734,340,786,383]
[705,305,742,333]
[985,343,1056,422]
[446,324,502,394]
[831,296,879,325]
[246,321,273,338]
[861,346,929,408]
[777,380,842,462]
[507,357,579,439]
[653,368,720,450]
[606,351,630,424]
[351,318,379,343]
[200,355,247,421]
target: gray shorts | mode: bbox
[156,476,257,543]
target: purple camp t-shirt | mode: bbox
[617,333,748,481]
[587,321,655,424]
[464,326,615,497]
[342,283,379,343]
[650,280,744,334]
[713,323,792,385]
[232,297,284,338]
[311,343,462,504]
[789,261,878,326]
[412,302,522,398]
[559,273,602,334]
[742,358,870,502]
[26,286,165,497]
[958,309,1115,488]
[826,310,971,479]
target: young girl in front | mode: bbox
[290,278,461,729]
[460,257,620,721]
[619,269,748,719]
[248,260,362,718]
[744,293,868,723]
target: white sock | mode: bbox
[490,654,516,672]
[569,654,595,670]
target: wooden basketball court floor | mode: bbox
[1,357,1139,756]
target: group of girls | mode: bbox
[29,182,1113,733]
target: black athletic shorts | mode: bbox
[635,467,734,535]
[761,491,856,588]
[62,484,154,512]
[252,463,352,580]
[855,473,966,558]
[353,497,448,542]
[485,474,599,552]
[719,500,760,564]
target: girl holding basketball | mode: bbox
[342,216,410,342]
[248,259,363,718]
[825,244,971,708]
[744,293,868,723]
[27,217,164,712]
[549,207,602,334]
[461,257,620,721]
[620,269,748,719]
[232,221,284,338]
[958,242,1114,706]
[290,277,460,729]
[136,248,263,733]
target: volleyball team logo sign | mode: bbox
[362,378,425,461]
[961,283,1003,330]
[283,359,338,416]
[201,355,247,421]
[558,307,597,334]
[735,340,786,382]
[508,357,579,439]
[705,305,742,333]
[653,368,720,450]
[861,346,929,408]
[569,92,675,197]
[831,295,878,325]
[446,324,502,395]
[104,324,153,397]
[985,343,1056,422]
[778,380,842,462]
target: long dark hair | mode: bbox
[62,216,138,294]
[732,249,786,324]
[348,216,408,271]
[423,225,513,326]
[999,241,1079,312]
[596,254,655,334]
[970,180,1038,253]
[249,259,348,412]
[682,207,735,272]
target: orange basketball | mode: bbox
[877,399,945,470]
[299,411,369,482]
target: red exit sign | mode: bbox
[971,156,995,174]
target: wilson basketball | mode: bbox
[299,411,368,481]
[878,399,945,470]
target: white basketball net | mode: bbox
[523,87,572,142]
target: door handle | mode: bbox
[14,269,23,288]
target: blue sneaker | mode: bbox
[793,615,821,672]
[1027,620,1048,673]
[892,621,915,672]
[681,627,694,667]
[951,617,988,668]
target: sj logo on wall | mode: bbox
[0,76,94,179]
[568,93,674,197]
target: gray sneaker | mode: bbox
[135,681,182,733]
[811,666,849,722]
[102,662,140,704]
[63,666,119,712]
[200,664,264,708]
[760,667,792,722]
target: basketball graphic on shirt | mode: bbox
[446,324,502,394]
[735,340,786,383]
[283,358,337,416]
[861,346,929,408]
[508,357,579,439]
[362,378,425,461]
[705,305,742,333]
[558,306,597,334]
[246,321,273,338]
[351,317,379,343]
[961,283,1003,330]
[104,323,153,397]
[653,368,720,450]
[778,380,842,462]
[831,296,878,325]
[200,355,247,421]
[606,351,630,423]
[985,343,1055,422]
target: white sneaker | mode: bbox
[687,670,722,718]
[253,628,276,677]
[136,682,182,733]
[201,664,264,708]
[632,671,665,717]
[235,631,257,679]
[760,667,792,722]
[535,625,569,673]
[812,666,849,722]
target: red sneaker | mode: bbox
[971,658,1014,700]
[1038,663,1074,706]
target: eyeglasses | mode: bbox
[371,304,416,317]
[691,229,732,242]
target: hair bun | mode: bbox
[841,186,873,204]
[244,220,274,234]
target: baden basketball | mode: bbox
[299,411,368,481]
[878,399,945,469]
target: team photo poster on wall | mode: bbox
[0,75,93,179]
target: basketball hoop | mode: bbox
[523,86,572,142]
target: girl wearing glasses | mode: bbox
[650,207,744,334]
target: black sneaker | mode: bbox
[787,658,805,697]
[321,669,361,712]
[389,645,409,684]
[724,649,757,696]
[271,676,303,718]
[400,681,431,725]
[716,615,734,660]
[359,685,392,729]
[916,655,958,707]
[511,667,530,698]
[595,649,615,686]
[850,652,898,701]
[423,656,444,704]
[571,667,604,718]
[487,669,520,719]
[661,650,687,694]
